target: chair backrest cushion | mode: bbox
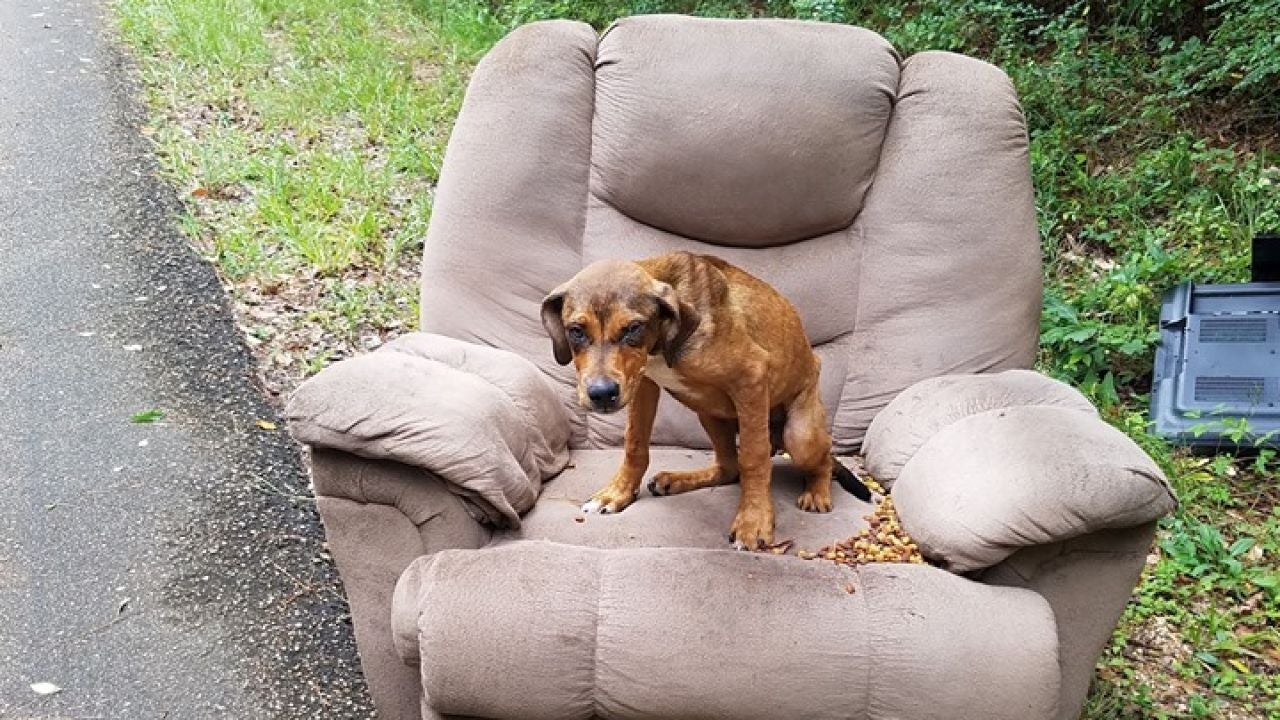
[593,17,898,247]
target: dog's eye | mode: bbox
[622,321,645,346]
[566,325,588,346]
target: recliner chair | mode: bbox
[286,15,1176,719]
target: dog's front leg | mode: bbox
[728,380,774,549]
[582,377,660,514]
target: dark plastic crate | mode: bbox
[1151,281,1280,449]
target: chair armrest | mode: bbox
[391,542,1060,720]
[979,523,1158,720]
[311,449,491,720]
[286,332,571,526]
[864,370,1177,573]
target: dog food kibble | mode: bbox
[795,474,926,566]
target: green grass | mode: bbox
[115,0,506,353]
[113,0,1280,716]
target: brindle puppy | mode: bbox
[541,251,870,550]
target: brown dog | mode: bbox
[541,252,870,549]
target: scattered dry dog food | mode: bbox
[795,474,926,566]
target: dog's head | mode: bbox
[541,259,699,413]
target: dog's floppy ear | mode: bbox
[651,281,700,367]
[540,284,573,366]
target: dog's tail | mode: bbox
[832,457,873,502]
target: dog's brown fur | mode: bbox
[542,252,852,549]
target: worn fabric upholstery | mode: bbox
[288,333,571,526]
[890,404,1174,572]
[592,17,898,247]
[506,448,877,550]
[863,369,1099,488]
[416,20,597,407]
[394,543,1060,720]
[981,523,1159,720]
[412,15,1039,453]
[863,370,1176,572]
[284,15,1177,720]
[836,52,1042,443]
[309,450,491,720]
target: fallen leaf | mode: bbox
[191,186,209,198]
[130,409,165,424]
[844,582,857,594]
[30,682,60,695]
[255,419,277,431]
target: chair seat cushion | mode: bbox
[506,448,877,551]
[392,541,1060,720]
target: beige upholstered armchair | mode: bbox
[287,15,1176,720]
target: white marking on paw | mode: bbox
[581,499,602,513]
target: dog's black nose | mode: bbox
[586,379,621,409]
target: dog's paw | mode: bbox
[728,506,775,551]
[580,486,637,515]
[649,467,733,496]
[796,488,833,513]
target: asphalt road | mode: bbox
[0,0,373,716]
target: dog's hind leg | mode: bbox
[784,382,837,513]
[649,414,739,496]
